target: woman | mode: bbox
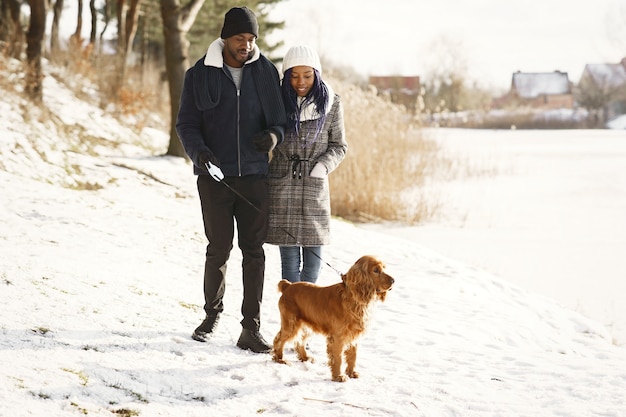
[266,45,348,283]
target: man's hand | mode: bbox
[252,130,278,153]
[198,151,219,169]
[198,151,223,181]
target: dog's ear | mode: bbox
[346,259,377,304]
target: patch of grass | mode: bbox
[106,381,149,404]
[10,376,26,390]
[31,326,52,336]
[112,408,140,416]
[70,401,89,415]
[69,181,104,191]
[82,344,102,352]
[179,301,200,311]
[63,368,89,386]
[31,391,51,400]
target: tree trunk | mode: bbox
[98,0,111,55]
[160,0,205,157]
[1,0,24,59]
[26,0,46,103]
[50,0,63,56]
[89,0,97,44]
[124,0,141,57]
[72,0,84,43]
[115,0,128,93]
[114,0,142,95]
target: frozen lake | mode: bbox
[369,128,626,345]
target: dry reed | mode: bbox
[329,78,444,224]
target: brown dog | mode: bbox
[272,255,394,382]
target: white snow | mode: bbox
[373,127,626,346]
[2,61,626,416]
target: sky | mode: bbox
[2,53,626,416]
[266,0,626,91]
[52,0,625,92]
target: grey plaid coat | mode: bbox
[265,93,347,246]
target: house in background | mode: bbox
[577,57,626,123]
[368,75,420,112]
[492,70,574,110]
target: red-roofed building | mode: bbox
[368,75,421,112]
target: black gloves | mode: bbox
[198,151,218,167]
[198,151,219,171]
[252,130,278,153]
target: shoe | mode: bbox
[236,328,272,353]
[191,314,220,342]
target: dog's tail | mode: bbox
[277,279,291,293]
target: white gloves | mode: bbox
[309,163,327,178]
[206,161,224,181]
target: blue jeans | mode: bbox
[279,246,322,283]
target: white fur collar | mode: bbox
[203,38,260,68]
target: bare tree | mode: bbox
[71,0,84,44]
[160,0,205,157]
[420,35,470,114]
[0,0,24,59]
[99,0,112,54]
[576,66,626,127]
[113,0,142,93]
[25,0,46,102]
[89,0,97,44]
[50,0,63,56]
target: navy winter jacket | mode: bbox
[176,39,286,177]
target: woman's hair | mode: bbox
[281,68,330,145]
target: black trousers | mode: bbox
[197,175,269,331]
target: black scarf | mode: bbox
[191,54,285,128]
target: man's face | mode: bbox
[223,33,256,67]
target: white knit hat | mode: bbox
[282,45,322,75]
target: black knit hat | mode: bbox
[220,7,259,39]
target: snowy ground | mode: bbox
[374,128,626,346]
[2,63,626,416]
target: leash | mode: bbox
[205,162,344,277]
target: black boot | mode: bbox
[191,314,220,342]
[236,328,272,353]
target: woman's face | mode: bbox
[289,66,315,97]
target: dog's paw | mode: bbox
[273,356,291,366]
[296,353,315,363]
[332,374,348,382]
[347,370,360,379]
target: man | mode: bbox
[176,6,286,353]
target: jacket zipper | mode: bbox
[236,88,241,176]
